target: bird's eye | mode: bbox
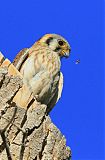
[58,40,64,46]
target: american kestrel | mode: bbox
[13,34,71,111]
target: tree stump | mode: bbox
[0,52,71,160]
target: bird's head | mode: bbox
[38,34,71,58]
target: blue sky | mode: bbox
[0,0,104,159]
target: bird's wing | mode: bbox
[47,72,64,113]
[13,48,29,71]
[57,72,64,102]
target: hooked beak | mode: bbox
[63,48,71,58]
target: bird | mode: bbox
[13,34,71,112]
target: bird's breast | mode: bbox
[20,48,61,83]
[40,51,61,77]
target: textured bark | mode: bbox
[0,52,71,160]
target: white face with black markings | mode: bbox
[38,34,71,58]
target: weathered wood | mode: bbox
[0,52,71,160]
